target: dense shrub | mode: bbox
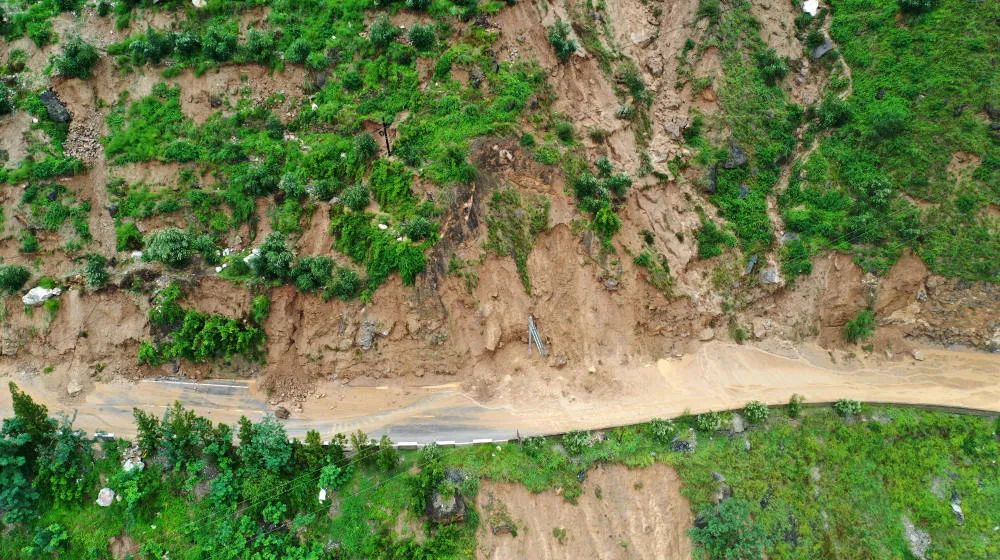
[754,48,789,85]
[696,0,720,23]
[844,309,875,343]
[369,15,399,50]
[696,217,736,259]
[291,255,333,292]
[787,394,804,419]
[143,228,205,268]
[250,233,294,282]
[898,0,938,12]
[690,499,767,559]
[647,418,677,443]
[83,253,108,288]
[743,401,769,425]
[781,238,812,280]
[116,222,143,251]
[546,19,576,63]
[324,266,361,301]
[202,23,237,62]
[695,411,722,432]
[817,94,850,129]
[0,263,30,293]
[869,97,910,139]
[0,83,15,115]
[341,184,369,211]
[561,430,591,455]
[408,24,435,51]
[833,399,863,417]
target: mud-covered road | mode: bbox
[1,342,998,442]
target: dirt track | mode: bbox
[1,341,997,441]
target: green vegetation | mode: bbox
[782,0,999,280]
[696,214,737,260]
[844,308,875,343]
[138,283,265,366]
[51,35,99,79]
[570,158,632,245]
[483,188,550,293]
[0,263,31,294]
[547,19,577,63]
[3,382,995,559]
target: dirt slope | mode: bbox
[477,463,694,560]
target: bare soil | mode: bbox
[477,463,694,560]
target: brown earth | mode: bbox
[0,1,996,411]
[477,463,694,560]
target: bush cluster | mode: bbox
[547,19,576,63]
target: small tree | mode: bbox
[133,407,161,458]
[53,36,99,79]
[787,394,804,419]
[547,19,576,63]
[743,401,769,425]
[375,435,399,472]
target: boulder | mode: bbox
[97,488,115,507]
[22,286,61,306]
[698,328,715,342]
[428,470,468,524]
[705,164,718,194]
[66,379,82,397]
[722,138,748,169]
[355,320,377,350]
[646,54,665,77]
[274,406,290,420]
[811,39,835,59]
[710,472,733,504]
[759,267,782,285]
[39,91,71,123]
[729,413,746,434]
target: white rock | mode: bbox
[378,223,388,230]
[130,250,143,259]
[215,266,223,273]
[97,488,115,507]
[318,488,327,502]
[191,0,206,7]
[22,287,61,306]
[123,458,144,472]
[912,350,925,361]
[803,0,819,16]
[66,379,82,397]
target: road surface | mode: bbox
[1,342,998,442]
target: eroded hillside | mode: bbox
[0,0,997,407]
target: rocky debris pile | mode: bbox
[670,429,697,453]
[65,116,103,162]
[122,442,144,472]
[722,138,748,169]
[22,286,61,306]
[902,515,931,560]
[39,91,71,123]
[710,471,733,504]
